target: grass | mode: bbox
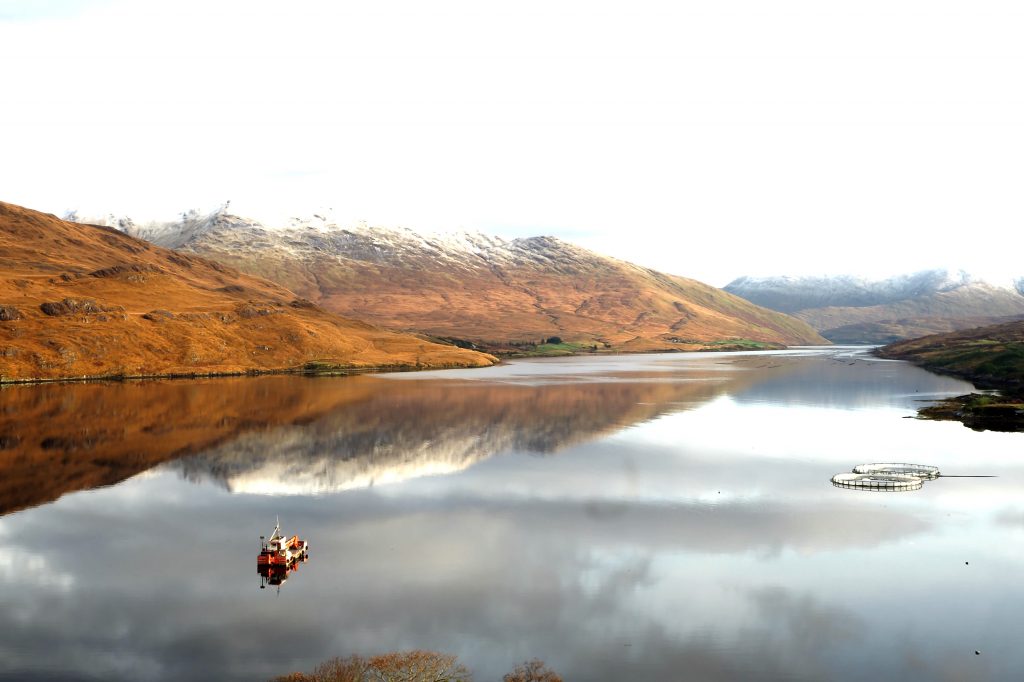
[488,337,786,358]
[917,392,1024,432]
[700,338,781,350]
[513,341,597,357]
[918,341,1024,383]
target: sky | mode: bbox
[1,0,1022,286]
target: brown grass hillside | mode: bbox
[0,201,495,382]
[134,214,827,350]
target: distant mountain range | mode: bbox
[724,271,1024,343]
[83,207,826,350]
[0,201,494,382]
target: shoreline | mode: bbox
[873,345,1024,432]
[0,341,815,387]
[873,346,1022,393]
[0,360,495,387]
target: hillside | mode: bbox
[877,320,1024,431]
[0,201,495,382]
[93,208,826,351]
[877,320,1024,391]
[725,271,1024,343]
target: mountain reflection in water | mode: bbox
[175,370,761,495]
[0,356,771,511]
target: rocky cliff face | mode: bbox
[89,207,826,350]
[725,270,1024,343]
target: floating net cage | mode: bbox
[852,463,941,480]
[831,472,924,491]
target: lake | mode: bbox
[1,348,1022,681]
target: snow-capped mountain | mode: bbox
[724,270,1024,343]
[89,205,509,266]
[79,206,826,349]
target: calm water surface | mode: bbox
[1,348,1022,681]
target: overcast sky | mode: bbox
[1,0,1022,285]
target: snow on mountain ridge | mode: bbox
[78,207,608,276]
[79,207,520,262]
[723,267,1024,343]
[725,268,1024,314]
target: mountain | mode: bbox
[89,207,826,350]
[724,270,1024,344]
[0,201,495,382]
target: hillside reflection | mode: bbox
[0,359,774,513]
[0,376,380,514]
[174,370,765,495]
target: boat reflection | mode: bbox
[257,519,310,590]
[258,560,308,590]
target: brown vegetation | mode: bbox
[270,651,559,682]
[502,659,563,682]
[0,201,495,382]
[270,651,470,682]
[160,220,826,351]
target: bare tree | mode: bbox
[366,650,471,682]
[502,659,563,682]
[271,655,369,682]
[272,651,470,682]
[315,655,372,681]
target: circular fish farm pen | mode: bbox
[852,463,941,480]
[831,472,925,492]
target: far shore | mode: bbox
[0,339,818,386]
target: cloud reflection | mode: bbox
[2,470,1006,681]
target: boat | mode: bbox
[257,518,310,589]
